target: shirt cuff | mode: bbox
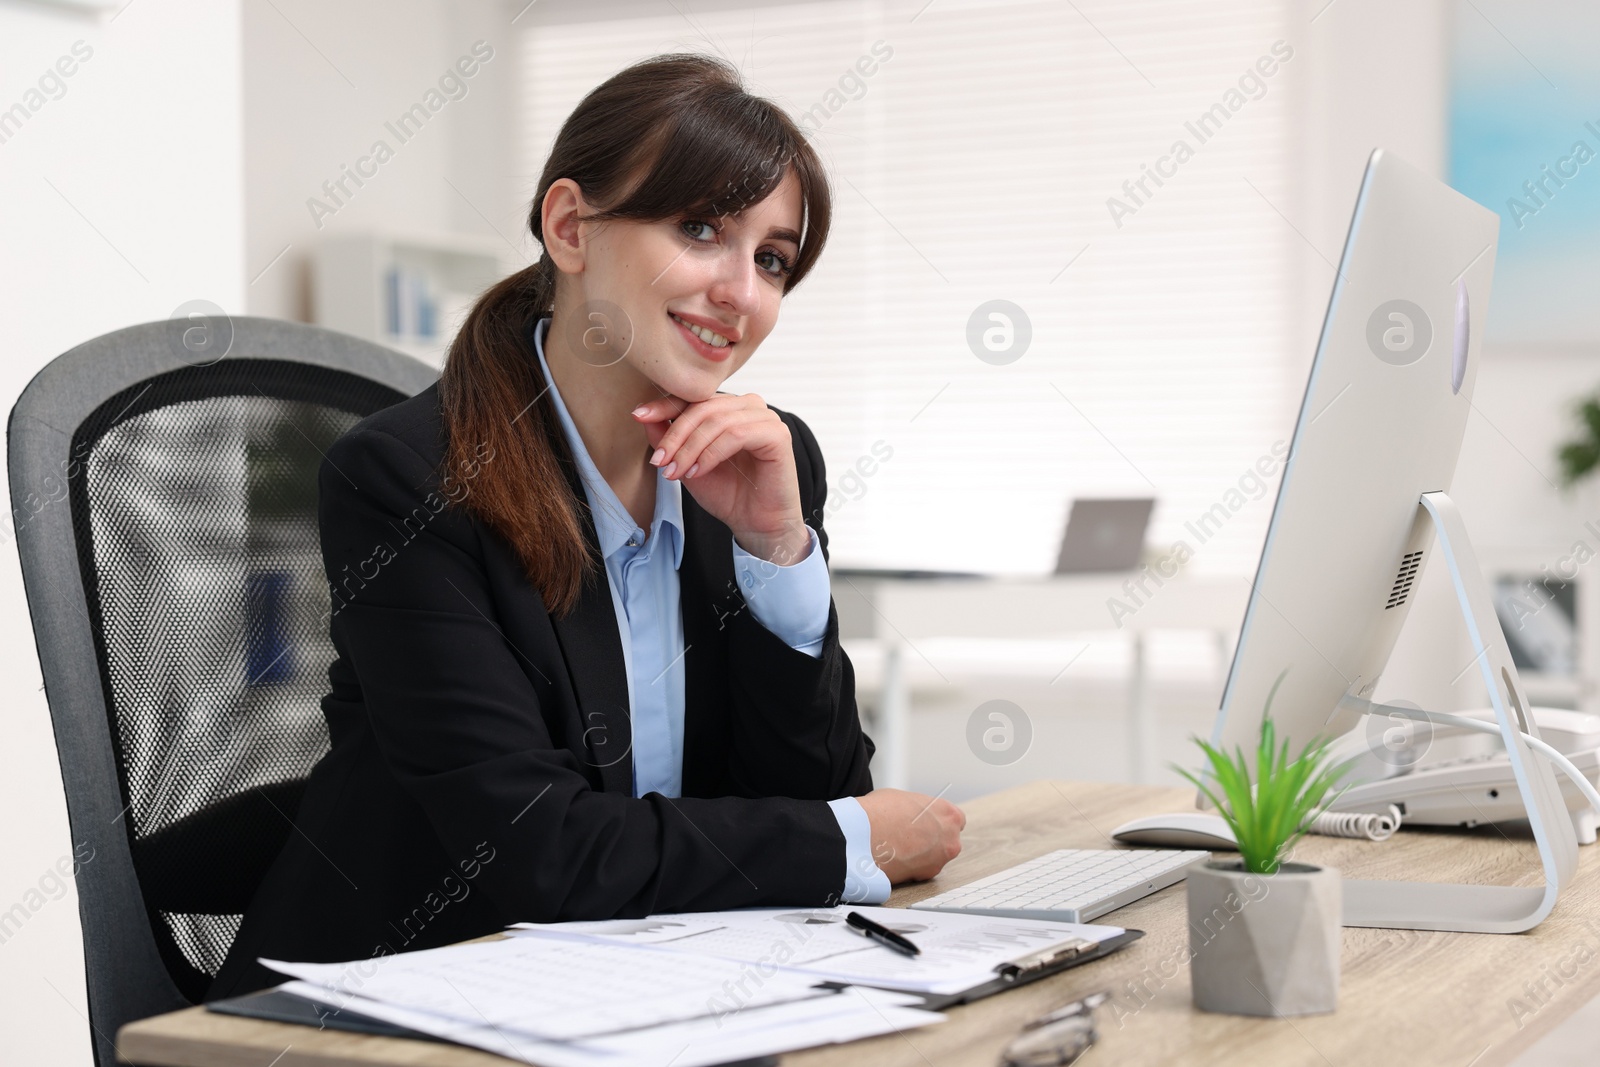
[827,796,891,904]
[731,524,830,659]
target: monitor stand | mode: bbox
[1335,491,1579,933]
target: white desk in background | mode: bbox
[829,571,1250,787]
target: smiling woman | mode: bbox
[439,53,835,611]
[207,52,964,999]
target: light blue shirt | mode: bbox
[532,316,889,904]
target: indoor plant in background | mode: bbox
[1555,392,1600,489]
[1174,671,1351,1017]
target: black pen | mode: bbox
[845,911,921,957]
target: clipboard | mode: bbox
[875,927,1144,1011]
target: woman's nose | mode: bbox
[706,249,762,317]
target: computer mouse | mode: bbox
[1110,812,1239,850]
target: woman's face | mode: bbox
[557,169,804,403]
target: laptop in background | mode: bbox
[834,497,1156,580]
[1053,498,1155,574]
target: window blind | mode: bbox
[517,0,1301,578]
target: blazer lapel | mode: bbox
[546,450,635,796]
[678,489,736,794]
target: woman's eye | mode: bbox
[757,250,794,276]
[681,219,717,242]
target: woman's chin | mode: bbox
[652,371,723,404]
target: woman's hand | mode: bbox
[632,393,810,565]
[857,788,966,884]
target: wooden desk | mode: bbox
[118,780,1600,1067]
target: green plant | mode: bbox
[1556,394,1600,488]
[1173,670,1351,874]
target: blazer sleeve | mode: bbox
[318,425,850,923]
[720,408,876,801]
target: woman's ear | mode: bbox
[542,178,590,275]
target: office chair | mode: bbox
[8,316,438,1066]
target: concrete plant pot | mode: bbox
[1187,859,1341,1017]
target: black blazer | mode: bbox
[208,361,875,999]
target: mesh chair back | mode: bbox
[9,317,438,1066]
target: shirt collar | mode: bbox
[531,314,684,569]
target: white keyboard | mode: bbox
[909,848,1210,923]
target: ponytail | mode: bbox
[437,254,598,618]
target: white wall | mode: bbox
[0,3,246,1065]
[241,0,525,322]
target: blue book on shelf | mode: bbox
[418,289,436,339]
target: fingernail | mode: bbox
[686,463,699,478]
[632,405,649,417]
[662,461,677,478]
[650,448,665,466]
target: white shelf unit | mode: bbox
[311,232,514,369]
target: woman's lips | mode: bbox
[670,312,733,362]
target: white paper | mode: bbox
[282,979,944,1067]
[513,905,1124,995]
[261,934,831,1040]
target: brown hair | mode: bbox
[437,53,832,618]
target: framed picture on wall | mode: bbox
[1493,572,1576,678]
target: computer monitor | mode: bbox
[1202,149,1579,932]
[1210,148,1496,766]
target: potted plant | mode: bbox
[1173,671,1350,1017]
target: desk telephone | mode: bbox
[1330,705,1600,844]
